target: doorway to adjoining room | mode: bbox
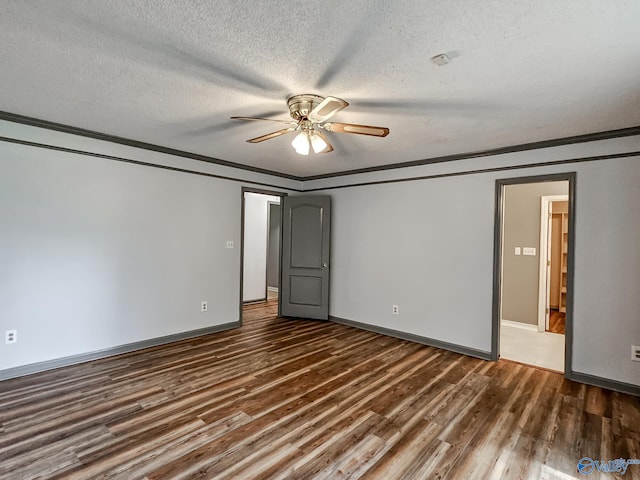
[242,191,282,310]
[496,178,572,372]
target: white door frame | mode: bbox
[537,194,568,332]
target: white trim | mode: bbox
[267,287,279,292]
[538,194,568,333]
[501,319,538,331]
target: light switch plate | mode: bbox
[523,247,536,256]
[514,247,521,255]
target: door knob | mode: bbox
[323,263,328,268]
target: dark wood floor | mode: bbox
[548,310,566,335]
[1,301,639,479]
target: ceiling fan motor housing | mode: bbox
[287,94,325,121]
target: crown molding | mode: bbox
[2,110,639,182]
[303,125,640,180]
[0,111,302,181]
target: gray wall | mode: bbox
[327,174,497,352]
[573,159,640,385]
[502,181,568,325]
[314,142,640,388]
[1,118,639,390]
[0,143,241,371]
[0,121,296,374]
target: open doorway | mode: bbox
[492,174,575,374]
[240,188,286,322]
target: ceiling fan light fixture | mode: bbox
[310,131,328,154]
[291,131,310,155]
[232,94,389,154]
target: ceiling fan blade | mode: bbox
[231,116,297,125]
[246,128,295,143]
[315,130,334,153]
[308,96,349,123]
[323,122,389,137]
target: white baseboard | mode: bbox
[267,287,279,292]
[501,319,538,332]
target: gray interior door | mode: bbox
[280,195,331,320]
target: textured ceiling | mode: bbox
[1,0,639,178]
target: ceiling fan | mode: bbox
[231,94,389,155]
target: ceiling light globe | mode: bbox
[291,131,310,155]
[310,132,328,154]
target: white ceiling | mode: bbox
[1,0,639,178]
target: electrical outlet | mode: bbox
[226,241,234,249]
[5,330,17,344]
[201,301,208,312]
[392,305,399,315]
[632,345,640,362]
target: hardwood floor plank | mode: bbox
[197,347,429,478]
[288,411,383,479]
[0,386,157,458]
[0,425,108,479]
[360,418,443,479]
[1,301,638,479]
